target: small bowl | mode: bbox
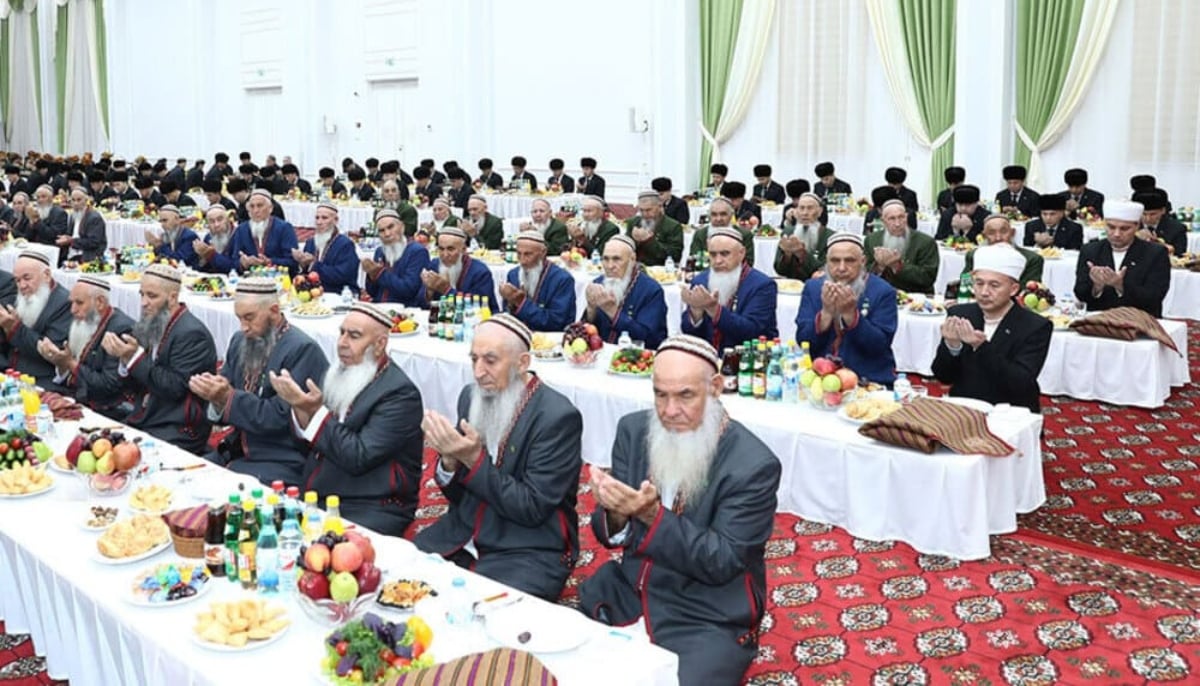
[296,593,374,626]
[78,470,136,497]
[565,349,600,367]
[807,387,860,411]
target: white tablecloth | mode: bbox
[892,310,1190,408]
[826,213,937,237]
[475,193,586,220]
[281,201,447,230]
[688,204,784,228]
[105,219,162,250]
[0,409,678,686]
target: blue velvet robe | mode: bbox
[681,265,778,349]
[504,261,577,332]
[794,274,898,385]
[588,267,668,349]
[154,228,200,268]
[229,217,299,274]
[197,233,238,273]
[416,255,498,313]
[366,242,431,307]
[302,231,360,294]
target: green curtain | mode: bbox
[55,3,69,151]
[698,0,743,187]
[0,17,9,136]
[96,0,109,138]
[1012,0,1084,166]
[897,0,956,201]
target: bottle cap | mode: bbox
[267,493,280,505]
[271,480,284,492]
[243,500,255,511]
[304,491,318,504]
[326,495,340,508]
[229,494,241,503]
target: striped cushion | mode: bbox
[390,649,557,686]
[1069,307,1180,354]
[858,397,1015,457]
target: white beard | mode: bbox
[646,398,724,508]
[439,260,463,288]
[795,224,820,253]
[531,220,550,235]
[250,219,267,241]
[71,211,84,233]
[520,264,544,299]
[580,219,601,238]
[467,369,525,458]
[433,218,446,231]
[322,352,379,419]
[16,283,50,328]
[68,311,101,358]
[604,268,633,303]
[210,232,230,254]
[162,229,178,248]
[313,230,332,255]
[707,268,741,309]
[639,217,659,232]
[833,271,869,299]
[382,242,405,266]
[883,230,909,253]
[37,205,50,220]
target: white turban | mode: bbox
[972,245,1025,282]
[1104,200,1144,223]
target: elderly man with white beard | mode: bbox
[579,335,781,686]
[687,198,756,265]
[229,189,300,274]
[795,233,899,386]
[461,195,505,250]
[192,206,238,273]
[415,313,583,600]
[146,205,200,268]
[775,192,834,280]
[292,202,360,295]
[57,188,107,264]
[25,184,69,247]
[37,275,135,416]
[418,198,459,240]
[864,199,940,294]
[624,191,684,267]
[269,303,423,536]
[189,278,330,486]
[566,195,620,255]
[103,264,217,454]
[378,180,420,236]
[362,209,431,306]
[519,198,570,255]
[584,234,667,348]
[417,226,498,312]
[681,226,778,349]
[0,251,72,385]
[499,233,576,332]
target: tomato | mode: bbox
[335,640,349,657]
[412,642,425,659]
[10,439,21,449]
[392,656,412,669]
[379,648,395,663]
[0,444,8,455]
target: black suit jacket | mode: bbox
[1062,188,1105,219]
[477,171,503,189]
[415,183,442,205]
[995,187,1041,218]
[935,205,989,241]
[32,205,70,245]
[577,174,606,198]
[936,187,954,214]
[664,195,690,226]
[752,181,786,204]
[813,179,852,197]
[509,171,538,191]
[897,186,919,212]
[1146,215,1188,257]
[931,302,1052,414]
[1021,217,1083,250]
[165,167,186,188]
[450,184,472,211]
[66,209,108,263]
[185,167,205,190]
[545,174,574,192]
[1074,238,1170,318]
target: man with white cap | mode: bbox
[417,225,499,313]
[0,251,72,386]
[192,206,239,273]
[584,234,668,349]
[864,199,939,294]
[363,209,431,306]
[933,244,1052,413]
[415,313,584,600]
[58,188,107,264]
[681,226,778,348]
[269,302,424,536]
[1074,200,1170,318]
[419,198,458,238]
[229,188,300,274]
[688,197,756,265]
[795,233,898,386]
[520,198,570,255]
[461,194,505,250]
[26,184,69,247]
[579,334,781,686]
[37,274,135,416]
[566,195,620,256]
[103,264,218,453]
[624,191,684,267]
[775,192,833,280]
[292,202,360,295]
[500,232,576,332]
[146,205,200,267]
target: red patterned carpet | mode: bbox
[3,325,1200,684]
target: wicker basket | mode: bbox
[170,530,205,558]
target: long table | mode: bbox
[0,408,678,685]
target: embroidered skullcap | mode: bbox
[374,209,401,222]
[516,231,545,245]
[144,263,183,284]
[78,274,111,291]
[350,302,393,329]
[17,250,50,267]
[707,226,744,243]
[656,334,720,372]
[235,276,278,294]
[608,234,637,253]
[316,201,339,214]
[826,232,863,249]
[437,226,468,240]
[250,188,273,200]
[478,313,532,350]
[157,204,180,216]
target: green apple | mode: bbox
[1038,297,1050,312]
[799,369,817,388]
[328,571,359,603]
[821,374,842,393]
[1023,293,1039,309]
[76,450,97,474]
[570,338,587,354]
[96,454,115,475]
[33,442,52,462]
[809,378,824,400]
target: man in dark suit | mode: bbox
[1133,189,1187,256]
[447,169,473,212]
[1022,193,1083,250]
[580,336,780,686]
[316,167,347,199]
[281,163,312,196]
[204,152,232,182]
[577,157,606,198]
[932,244,1053,414]
[509,156,537,191]
[185,160,206,190]
[259,165,288,196]
[87,171,112,203]
[159,179,196,208]
[545,158,574,192]
[134,176,166,209]
[1074,200,1171,318]
[885,166,919,212]
[28,185,69,246]
[4,166,28,199]
[751,164,786,204]
[417,314,583,601]
[702,163,727,198]
[1129,174,1169,212]
[935,185,989,241]
[411,166,441,206]
[652,176,690,226]
[365,158,382,184]
[816,161,854,199]
[164,159,187,189]
[61,189,107,264]
[936,166,966,214]
[996,165,1040,218]
[380,160,413,192]
[346,167,375,202]
[722,181,761,226]
[1062,168,1103,219]
[421,159,446,186]
[0,251,72,386]
[475,158,504,190]
[6,192,33,240]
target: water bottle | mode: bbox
[894,373,913,402]
[618,331,632,349]
[591,249,600,267]
[277,515,303,595]
[664,255,676,273]
[227,268,239,288]
[34,403,54,438]
[256,511,280,593]
[445,577,473,626]
[340,285,353,305]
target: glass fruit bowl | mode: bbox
[296,592,374,627]
[565,349,600,367]
[77,470,137,497]
[807,386,861,411]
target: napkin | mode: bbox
[858,397,1015,457]
[387,649,557,685]
[1068,307,1181,355]
[162,505,208,536]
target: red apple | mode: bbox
[66,434,86,467]
[297,570,330,600]
[823,391,844,406]
[812,357,838,376]
[588,335,603,350]
[834,368,858,392]
[304,543,331,573]
[354,561,382,594]
[331,541,364,574]
[112,441,141,472]
[343,531,375,565]
[307,272,321,285]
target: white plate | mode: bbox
[389,323,422,337]
[0,478,55,499]
[47,457,75,473]
[191,617,290,652]
[835,391,899,425]
[905,309,947,317]
[125,563,214,608]
[129,497,174,514]
[291,312,334,320]
[484,604,590,653]
[939,396,994,414]
[92,538,171,565]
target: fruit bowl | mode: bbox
[296,591,374,627]
[803,358,861,410]
[566,349,600,367]
[808,386,860,411]
[78,470,137,496]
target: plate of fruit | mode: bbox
[188,275,226,294]
[127,561,212,607]
[0,429,52,470]
[296,530,383,626]
[318,613,434,685]
[1017,281,1055,312]
[293,272,325,303]
[64,429,144,496]
[803,357,861,410]
[388,311,420,337]
[562,322,603,366]
[608,347,654,377]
